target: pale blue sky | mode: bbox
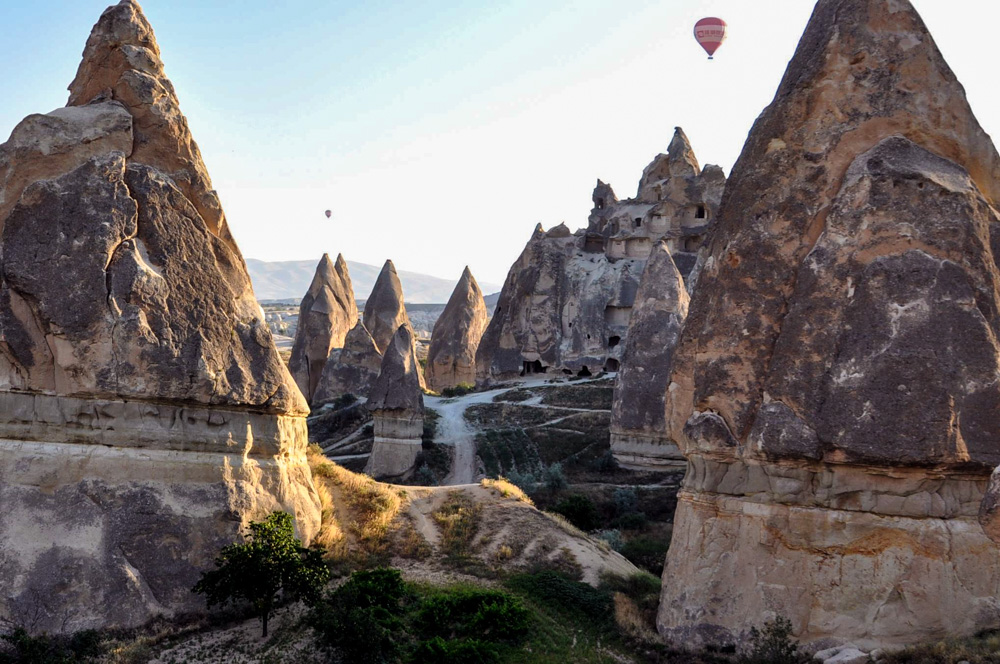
[1,1,998,284]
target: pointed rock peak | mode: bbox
[368,325,424,413]
[451,266,483,301]
[67,0,236,250]
[334,253,349,275]
[667,127,700,177]
[306,253,338,295]
[592,179,617,209]
[459,265,476,284]
[363,258,410,354]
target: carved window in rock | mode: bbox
[634,218,642,228]
[696,205,706,219]
[608,335,621,348]
[596,198,605,210]
[603,358,620,372]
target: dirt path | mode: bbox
[426,387,510,485]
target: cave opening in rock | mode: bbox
[577,366,592,377]
[521,360,545,376]
[634,218,642,228]
[604,358,620,372]
[608,336,621,348]
[696,205,706,219]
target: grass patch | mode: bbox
[466,403,574,429]
[433,491,483,560]
[481,478,534,505]
[440,383,476,398]
[493,388,534,403]
[881,630,1000,664]
[475,429,542,478]
[537,385,613,410]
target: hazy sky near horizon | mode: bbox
[1,0,998,285]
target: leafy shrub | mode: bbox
[594,450,619,473]
[551,494,600,532]
[414,587,530,643]
[308,568,407,664]
[505,571,613,624]
[612,487,639,515]
[0,628,103,664]
[596,529,624,551]
[612,511,648,531]
[433,492,482,559]
[332,392,358,409]
[410,637,501,664]
[618,535,670,576]
[193,511,330,637]
[542,462,567,491]
[741,616,800,664]
[504,469,537,491]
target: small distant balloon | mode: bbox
[324,209,332,219]
[694,17,727,59]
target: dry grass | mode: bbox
[306,445,406,561]
[432,491,483,559]
[880,631,1000,664]
[394,518,432,560]
[481,477,535,505]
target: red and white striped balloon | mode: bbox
[694,17,727,59]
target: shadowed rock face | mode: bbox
[312,321,383,404]
[610,241,688,470]
[0,0,319,633]
[366,325,424,478]
[425,267,488,392]
[287,253,358,402]
[363,260,413,355]
[659,0,1000,650]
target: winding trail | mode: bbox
[425,386,511,485]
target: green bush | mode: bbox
[414,587,530,643]
[612,511,648,531]
[618,535,670,576]
[410,637,501,664]
[505,571,613,624]
[308,568,407,664]
[551,494,600,532]
[193,511,330,637]
[333,392,358,409]
[741,616,801,664]
[0,628,103,664]
[612,487,638,515]
[542,463,567,492]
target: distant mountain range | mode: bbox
[246,258,502,304]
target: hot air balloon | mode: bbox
[694,17,727,59]
[324,209,332,219]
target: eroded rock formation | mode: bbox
[610,241,688,470]
[287,253,358,402]
[312,321,383,405]
[365,325,424,478]
[476,130,723,382]
[425,267,488,392]
[363,260,413,354]
[658,0,1000,649]
[0,0,320,632]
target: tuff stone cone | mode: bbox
[425,267,488,392]
[0,0,319,632]
[609,241,688,470]
[365,325,425,478]
[658,0,1000,650]
[363,260,413,354]
[312,321,383,405]
[287,253,359,402]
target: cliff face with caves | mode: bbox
[0,0,320,632]
[658,0,1000,649]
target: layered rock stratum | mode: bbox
[0,0,320,632]
[476,130,723,382]
[312,321,383,404]
[287,253,358,402]
[609,241,688,470]
[365,325,425,478]
[658,0,1000,649]
[425,267,488,392]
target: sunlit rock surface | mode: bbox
[658,0,1000,650]
[0,0,320,632]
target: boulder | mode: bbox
[287,253,358,402]
[425,267,488,392]
[610,241,688,470]
[312,321,383,405]
[0,0,320,633]
[658,0,1000,650]
[365,325,424,478]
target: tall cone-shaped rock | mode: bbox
[365,325,425,478]
[288,253,359,402]
[659,0,1000,650]
[363,260,413,353]
[610,241,688,470]
[425,267,488,392]
[312,321,383,405]
[0,0,319,632]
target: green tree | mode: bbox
[193,511,329,637]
